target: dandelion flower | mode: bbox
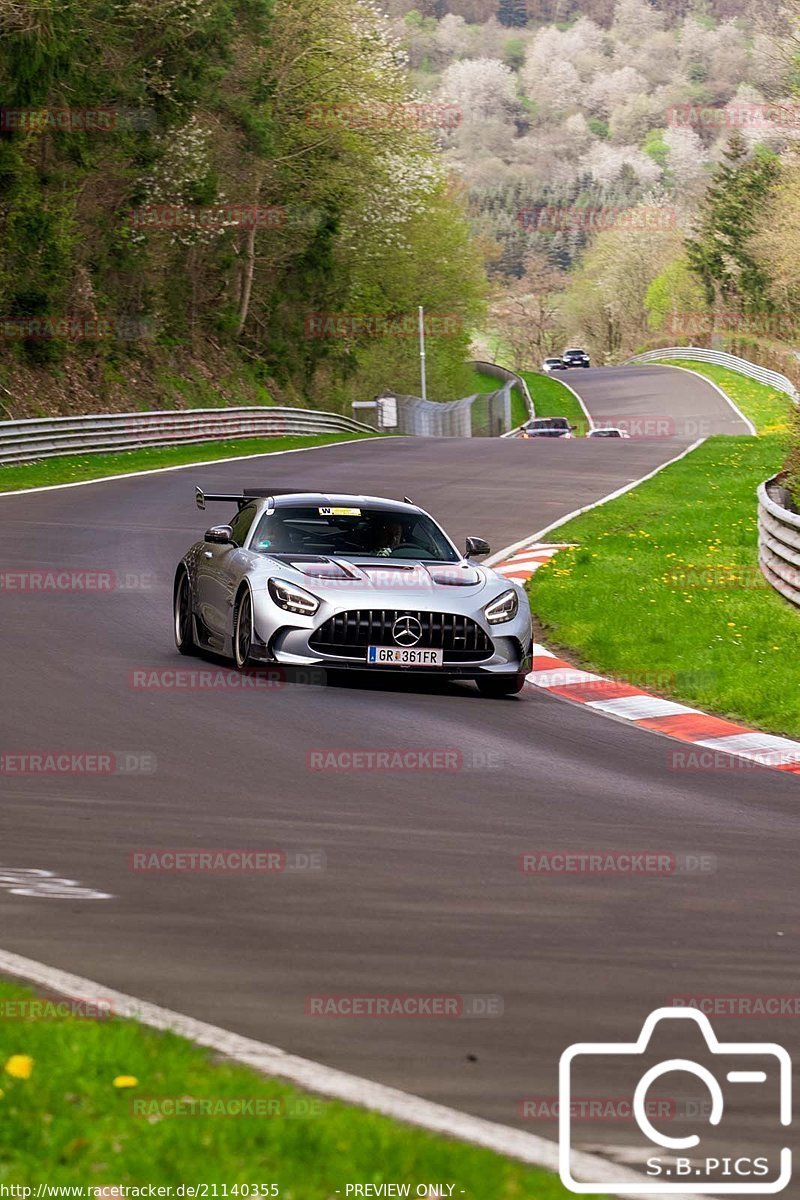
[113,1075,139,1089]
[5,1055,33,1080]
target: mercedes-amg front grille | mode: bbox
[309,610,493,662]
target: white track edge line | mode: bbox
[557,374,595,431]
[0,436,385,499]
[642,362,757,438]
[486,438,706,564]
[0,948,701,1198]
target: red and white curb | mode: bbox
[494,542,574,582]
[496,545,800,777]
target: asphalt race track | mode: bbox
[2,366,797,1174]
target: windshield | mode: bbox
[250,505,460,561]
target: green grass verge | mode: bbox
[520,372,589,436]
[655,361,790,433]
[0,979,578,1196]
[530,362,800,737]
[0,433,378,494]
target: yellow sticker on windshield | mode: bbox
[319,506,361,516]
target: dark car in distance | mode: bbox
[520,417,576,439]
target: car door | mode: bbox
[197,504,258,638]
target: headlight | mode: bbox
[268,577,320,615]
[483,588,519,624]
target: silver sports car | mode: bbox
[174,487,532,696]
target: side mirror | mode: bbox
[570,424,577,431]
[465,536,491,558]
[204,524,233,545]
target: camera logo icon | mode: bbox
[559,1007,791,1193]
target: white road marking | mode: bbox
[585,696,698,720]
[485,439,707,561]
[0,948,702,1199]
[557,375,595,431]
[643,363,757,438]
[695,732,800,766]
[0,436,382,499]
[0,868,112,900]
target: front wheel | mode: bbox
[475,674,527,698]
[233,588,255,669]
[174,570,196,656]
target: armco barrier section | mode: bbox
[626,346,800,405]
[0,407,376,465]
[469,361,535,435]
[354,386,514,437]
[758,476,800,609]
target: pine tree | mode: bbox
[498,0,528,29]
[686,132,779,313]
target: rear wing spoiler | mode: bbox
[194,486,308,511]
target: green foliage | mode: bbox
[642,127,668,167]
[586,116,609,140]
[502,35,526,70]
[0,0,486,413]
[532,365,797,737]
[645,255,708,332]
[686,134,779,311]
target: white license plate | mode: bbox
[367,646,443,667]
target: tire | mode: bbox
[476,674,526,698]
[233,587,255,669]
[174,570,196,656]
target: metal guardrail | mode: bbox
[627,347,800,608]
[0,407,377,465]
[626,347,800,405]
[352,381,514,438]
[469,361,535,435]
[758,476,800,609]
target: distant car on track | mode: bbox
[541,357,566,373]
[520,417,575,439]
[562,347,591,368]
[174,487,533,696]
[587,427,630,439]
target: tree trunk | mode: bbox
[236,221,258,337]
